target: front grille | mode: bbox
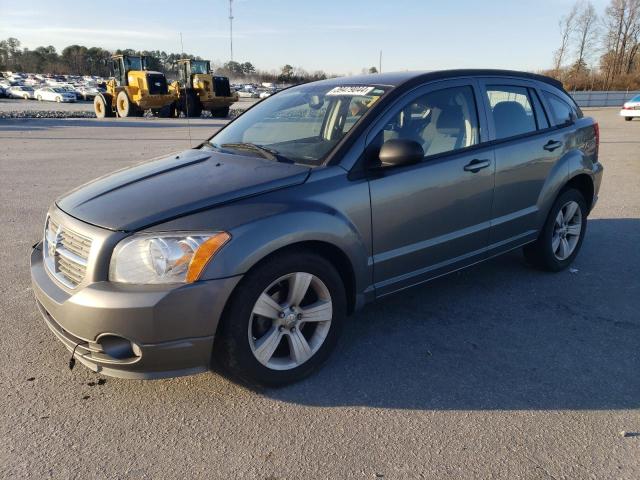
[213,76,231,97]
[146,73,168,95]
[44,217,92,288]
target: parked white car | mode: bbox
[237,89,259,98]
[35,87,77,103]
[620,94,640,121]
[7,85,36,99]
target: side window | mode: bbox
[379,85,479,158]
[530,89,550,129]
[543,91,576,126]
[486,86,537,139]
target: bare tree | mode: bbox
[601,0,640,88]
[574,1,599,70]
[554,2,580,72]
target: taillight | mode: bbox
[594,122,600,156]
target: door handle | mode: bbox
[464,159,490,173]
[543,140,563,152]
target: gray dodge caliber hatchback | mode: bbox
[31,70,603,386]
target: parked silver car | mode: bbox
[30,70,602,386]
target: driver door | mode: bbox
[367,79,496,296]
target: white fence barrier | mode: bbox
[569,91,640,107]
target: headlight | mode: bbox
[109,232,230,284]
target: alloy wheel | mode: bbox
[248,272,333,371]
[552,200,582,260]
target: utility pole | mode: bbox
[379,50,382,73]
[229,0,234,62]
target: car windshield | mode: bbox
[630,94,640,102]
[208,83,389,166]
[190,61,209,74]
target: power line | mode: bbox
[229,0,234,62]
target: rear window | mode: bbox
[486,86,537,140]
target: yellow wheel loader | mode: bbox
[169,59,238,118]
[94,55,175,118]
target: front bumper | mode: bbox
[620,109,640,117]
[30,244,241,379]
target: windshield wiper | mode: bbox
[218,142,294,163]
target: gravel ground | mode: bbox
[0,109,639,479]
[0,97,259,118]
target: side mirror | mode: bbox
[378,138,424,167]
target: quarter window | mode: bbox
[543,91,576,126]
[379,85,479,158]
[486,86,537,139]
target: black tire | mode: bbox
[624,116,632,121]
[523,188,588,272]
[210,106,230,118]
[214,250,346,387]
[155,104,173,118]
[186,91,202,118]
[178,90,202,118]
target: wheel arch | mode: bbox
[562,173,595,212]
[190,207,372,315]
[236,240,358,315]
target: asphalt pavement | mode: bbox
[0,109,638,479]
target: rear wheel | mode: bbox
[523,188,587,272]
[625,116,632,121]
[155,104,174,118]
[56,96,62,103]
[214,251,346,387]
[179,90,202,118]
[37,95,42,101]
[210,106,230,118]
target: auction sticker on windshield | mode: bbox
[326,86,376,96]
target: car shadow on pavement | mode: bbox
[258,218,640,410]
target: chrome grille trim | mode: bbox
[43,216,93,288]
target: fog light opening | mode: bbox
[98,335,141,360]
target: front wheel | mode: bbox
[625,116,633,122]
[523,188,588,271]
[37,95,42,101]
[214,251,346,387]
[56,96,62,103]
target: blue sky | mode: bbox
[0,0,611,74]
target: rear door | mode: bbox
[478,78,565,253]
[367,79,495,296]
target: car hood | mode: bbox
[56,149,311,231]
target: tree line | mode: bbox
[0,37,335,84]
[546,0,640,91]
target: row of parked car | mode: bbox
[232,83,283,99]
[0,71,106,102]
